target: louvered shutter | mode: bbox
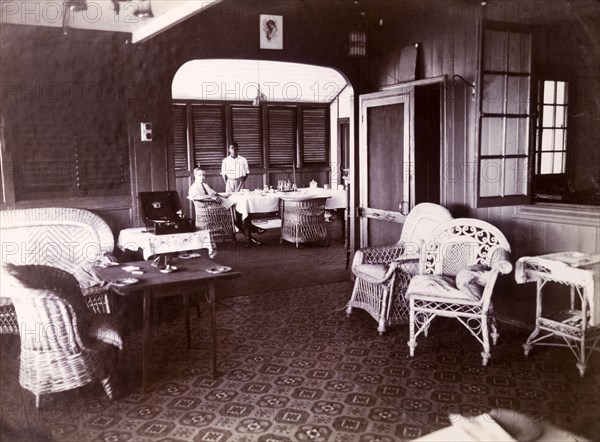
[15,125,73,196]
[191,104,226,168]
[172,104,189,171]
[267,106,296,166]
[302,107,329,164]
[77,135,127,194]
[13,117,129,199]
[231,106,263,167]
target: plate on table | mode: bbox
[111,277,139,287]
[178,252,202,259]
[98,261,119,267]
[206,266,232,274]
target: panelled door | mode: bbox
[358,89,414,248]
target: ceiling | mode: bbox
[0,0,224,43]
[2,0,597,44]
[172,59,349,104]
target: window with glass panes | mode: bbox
[535,80,568,175]
[476,22,533,208]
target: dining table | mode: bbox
[227,187,347,246]
[228,187,346,220]
[93,257,240,392]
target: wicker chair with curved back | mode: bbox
[1,263,123,408]
[0,208,117,335]
[280,196,330,248]
[192,199,237,243]
[406,218,512,366]
[346,203,453,335]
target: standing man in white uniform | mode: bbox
[220,142,264,244]
[221,142,249,193]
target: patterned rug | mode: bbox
[1,280,599,441]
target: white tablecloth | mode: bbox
[228,188,346,220]
[117,227,215,259]
[293,188,347,208]
[515,251,600,326]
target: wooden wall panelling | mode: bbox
[430,21,444,78]
[578,226,599,254]
[93,208,134,242]
[449,19,473,211]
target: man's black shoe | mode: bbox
[247,237,262,247]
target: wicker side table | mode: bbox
[516,251,600,376]
[280,196,330,248]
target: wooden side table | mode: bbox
[94,258,240,392]
[515,251,600,376]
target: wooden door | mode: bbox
[358,89,414,248]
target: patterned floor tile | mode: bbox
[2,278,599,441]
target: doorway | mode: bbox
[357,78,444,249]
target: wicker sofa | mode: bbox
[0,207,116,334]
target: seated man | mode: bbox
[189,167,233,207]
[189,167,263,244]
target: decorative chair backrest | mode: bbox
[0,208,114,288]
[422,218,511,277]
[398,203,453,257]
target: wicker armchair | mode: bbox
[0,208,117,335]
[406,218,512,366]
[1,263,123,408]
[346,203,453,334]
[192,199,237,243]
[280,196,330,248]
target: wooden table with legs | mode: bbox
[94,257,240,392]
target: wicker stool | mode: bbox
[280,196,330,248]
[192,199,237,243]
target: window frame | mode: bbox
[475,21,534,208]
[534,79,569,177]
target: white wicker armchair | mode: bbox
[406,218,512,366]
[0,208,117,335]
[346,203,453,334]
[1,263,123,408]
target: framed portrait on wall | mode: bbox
[260,15,283,50]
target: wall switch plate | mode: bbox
[141,122,152,142]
